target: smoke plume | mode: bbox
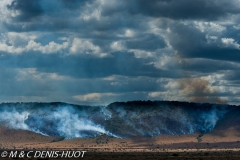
[178,78,226,104]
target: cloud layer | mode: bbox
[0,0,240,104]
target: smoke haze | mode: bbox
[178,78,227,104]
[0,101,233,138]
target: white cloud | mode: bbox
[0,0,14,22]
[110,41,125,51]
[6,32,37,44]
[148,91,178,101]
[221,38,240,49]
[70,38,107,57]
[73,93,101,102]
[81,9,101,21]
[165,80,179,90]
[0,38,69,54]
[73,92,120,102]
[26,40,69,54]
[154,54,177,70]
[148,92,161,98]
[206,35,218,43]
[16,68,68,82]
[130,49,154,58]
[194,22,226,33]
[0,43,25,54]
[117,29,135,38]
[0,32,69,54]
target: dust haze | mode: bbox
[178,78,226,104]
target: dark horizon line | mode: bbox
[0,100,236,107]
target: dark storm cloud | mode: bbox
[98,0,240,21]
[5,0,140,34]
[5,0,240,33]
[223,71,240,81]
[5,0,96,33]
[7,0,43,21]
[167,22,240,62]
[179,59,240,74]
[11,0,239,21]
[189,48,240,62]
[7,0,91,21]
[4,13,145,39]
[134,0,240,20]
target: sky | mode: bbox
[0,0,240,105]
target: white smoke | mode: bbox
[51,107,108,138]
[0,105,117,139]
[0,110,29,130]
[0,103,230,138]
[198,106,227,132]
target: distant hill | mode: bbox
[0,101,238,138]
